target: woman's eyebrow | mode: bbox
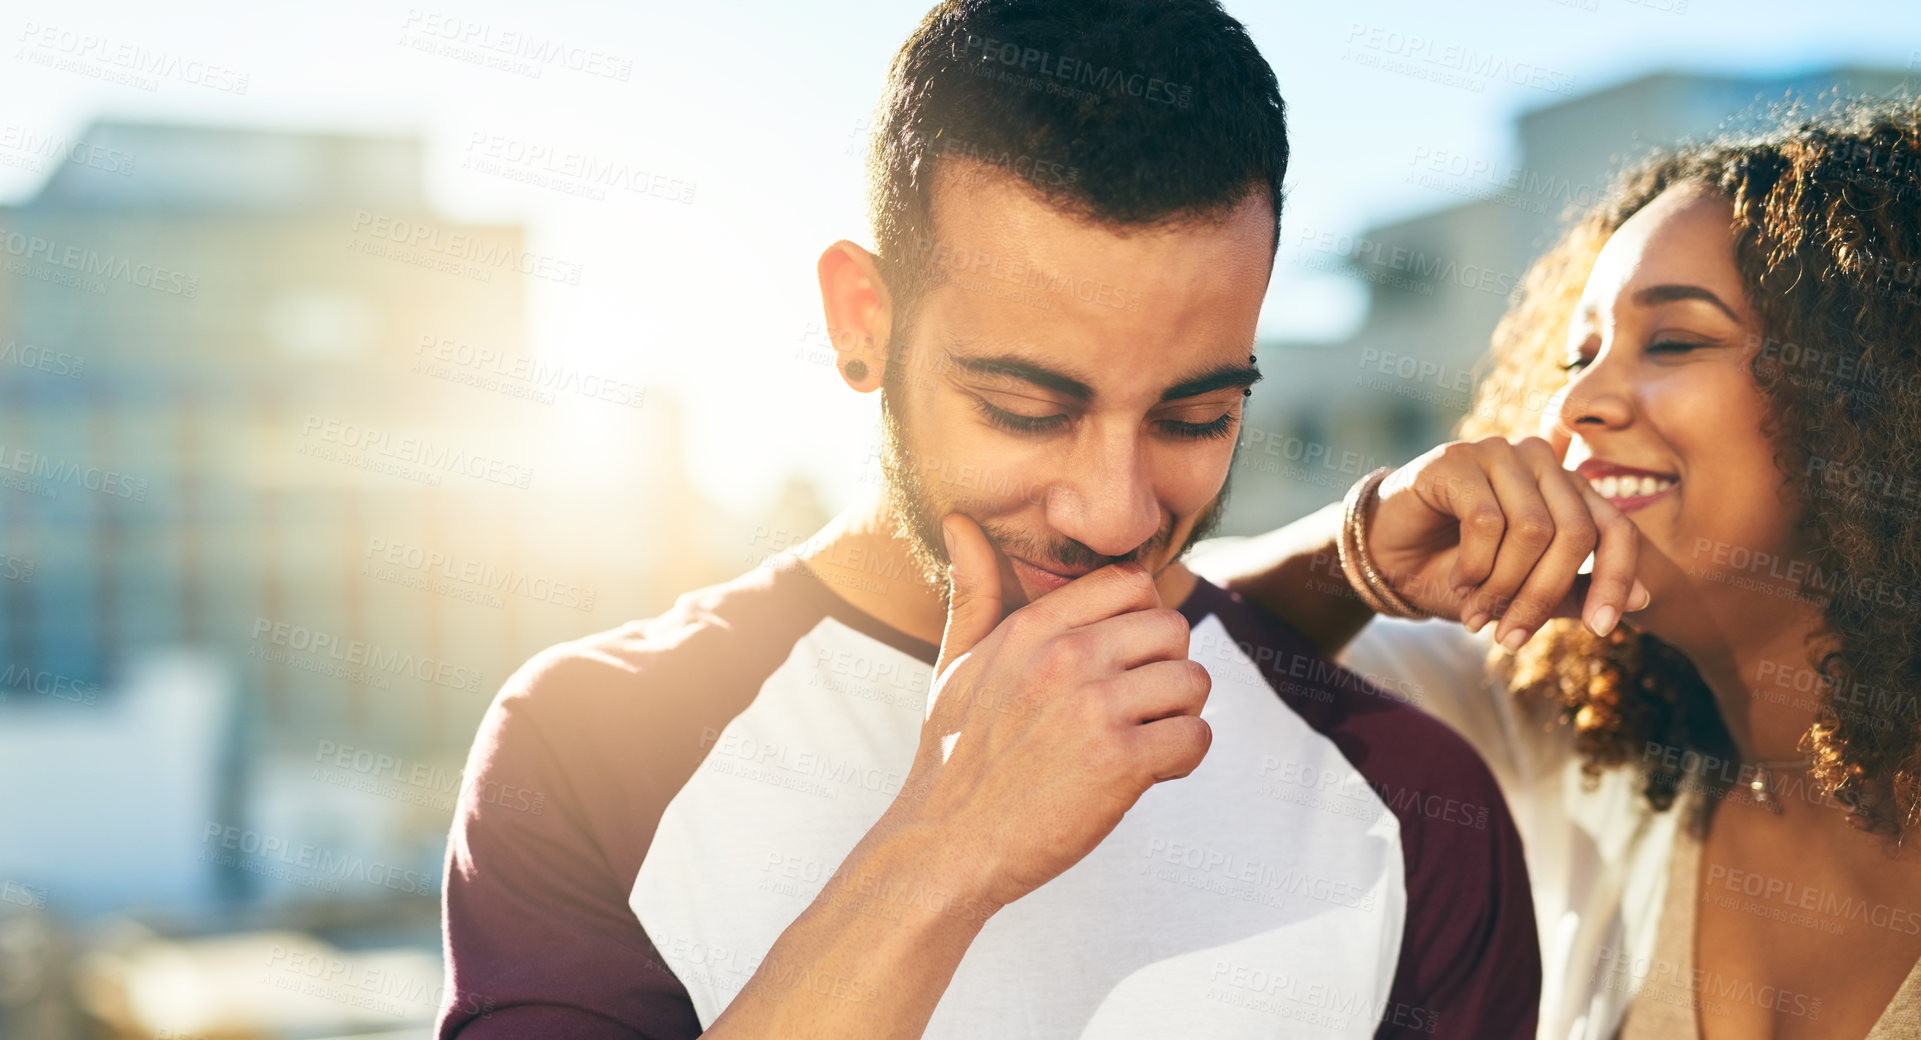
[1633,283,1741,322]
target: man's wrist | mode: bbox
[827,812,1003,933]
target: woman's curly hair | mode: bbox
[1459,96,1921,839]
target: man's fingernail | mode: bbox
[941,519,954,558]
[1589,605,1618,638]
[1628,582,1651,611]
[1465,612,1490,634]
[1500,627,1528,652]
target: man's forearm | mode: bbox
[701,813,993,1040]
[1192,500,1375,657]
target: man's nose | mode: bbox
[1043,424,1161,558]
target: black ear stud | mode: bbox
[845,359,869,381]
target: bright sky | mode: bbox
[4,0,1917,512]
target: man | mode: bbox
[438,1,1542,1037]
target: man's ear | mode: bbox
[816,241,894,394]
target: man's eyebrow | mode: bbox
[1633,284,1742,323]
[944,351,1263,403]
[947,352,1093,401]
[1160,362,1262,402]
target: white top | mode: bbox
[1338,617,1688,1040]
[441,565,1538,1039]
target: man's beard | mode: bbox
[877,378,1235,606]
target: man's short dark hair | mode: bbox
[866,0,1289,332]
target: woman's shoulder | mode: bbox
[1337,617,1572,791]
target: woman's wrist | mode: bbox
[1338,466,1436,621]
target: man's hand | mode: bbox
[1367,436,1651,649]
[891,513,1213,911]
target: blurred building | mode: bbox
[0,116,766,915]
[0,117,788,1039]
[1221,65,1920,532]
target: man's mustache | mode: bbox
[975,518,1174,573]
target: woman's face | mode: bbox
[1541,186,1803,642]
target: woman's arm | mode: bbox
[1188,499,1376,658]
[1197,437,1651,657]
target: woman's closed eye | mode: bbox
[1562,337,1711,371]
[1645,338,1708,356]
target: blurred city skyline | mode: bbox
[5,0,1919,515]
[1,3,1917,1037]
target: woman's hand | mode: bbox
[1366,436,1651,649]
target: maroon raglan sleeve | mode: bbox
[437,565,835,1039]
[436,639,703,1039]
[1365,718,1540,1040]
[1194,582,1541,1039]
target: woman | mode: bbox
[1208,97,1921,1039]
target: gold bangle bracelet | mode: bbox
[1341,467,1434,620]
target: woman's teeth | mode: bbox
[1589,474,1676,498]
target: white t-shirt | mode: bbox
[439,563,1542,1039]
[1338,618,1687,1040]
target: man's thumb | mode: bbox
[935,513,1003,677]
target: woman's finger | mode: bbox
[1490,446,1600,649]
[1459,441,1559,636]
